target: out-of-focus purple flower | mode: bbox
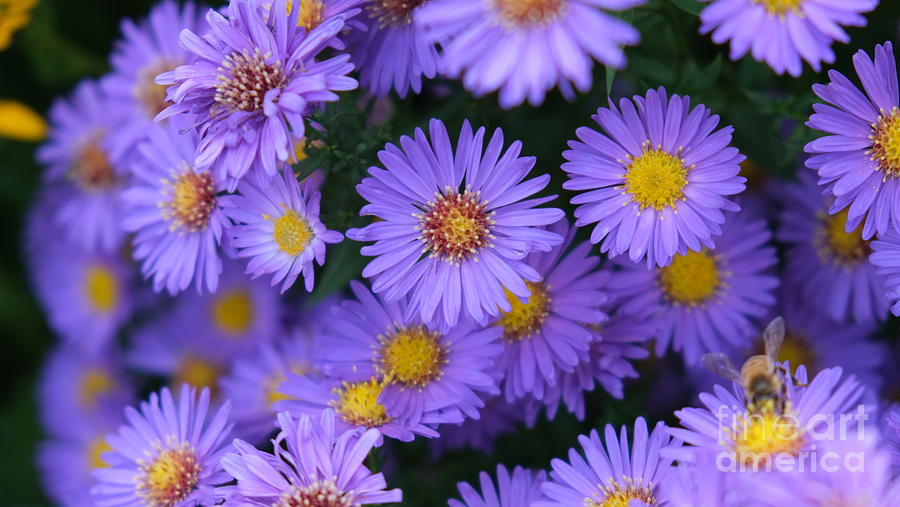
[699,0,876,76]
[870,229,900,316]
[38,80,129,252]
[220,410,402,506]
[562,87,746,267]
[657,451,731,506]
[222,166,342,292]
[536,417,673,506]
[159,0,357,188]
[123,123,227,295]
[885,406,900,474]
[347,119,564,330]
[92,386,234,506]
[805,42,900,239]
[608,208,779,364]
[419,0,643,108]
[449,464,548,507]
[777,170,888,322]
[430,396,527,457]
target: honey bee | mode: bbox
[702,316,788,414]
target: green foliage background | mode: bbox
[1,1,899,505]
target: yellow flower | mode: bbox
[0,0,38,50]
[0,99,46,141]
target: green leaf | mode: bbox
[605,66,616,96]
[669,0,704,16]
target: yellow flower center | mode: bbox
[84,265,118,313]
[265,373,293,408]
[753,0,803,15]
[72,136,117,191]
[271,209,313,256]
[624,144,689,211]
[331,378,391,428]
[211,289,254,336]
[497,281,551,341]
[871,107,900,178]
[728,401,805,467]
[419,189,493,264]
[138,442,201,507]
[378,326,446,389]
[87,436,112,469]
[136,60,174,118]
[777,331,816,376]
[585,478,656,507]
[79,368,114,408]
[287,0,326,31]
[367,0,425,28]
[164,169,216,232]
[819,209,869,265]
[658,250,721,305]
[275,480,355,507]
[215,48,287,113]
[493,0,568,27]
[173,356,222,396]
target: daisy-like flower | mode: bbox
[778,169,888,322]
[449,465,548,507]
[536,417,673,507]
[220,410,402,505]
[102,0,203,158]
[222,166,343,292]
[805,42,900,239]
[562,87,746,267]
[38,79,129,252]
[699,0,876,77]
[418,0,643,108]
[607,207,779,363]
[92,385,234,506]
[159,0,357,188]
[870,229,900,316]
[347,119,565,329]
[345,0,438,98]
[492,219,607,402]
[123,123,227,295]
[318,280,502,426]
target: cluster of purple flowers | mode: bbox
[24,0,900,506]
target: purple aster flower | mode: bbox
[429,396,528,456]
[123,122,227,295]
[562,87,746,267]
[699,0,876,77]
[318,280,502,426]
[536,417,673,506]
[347,119,565,329]
[777,170,889,322]
[492,219,607,403]
[38,79,129,252]
[449,465,548,507]
[657,451,731,506]
[870,229,900,316]
[345,0,438,98]
[102,0,203,158]
[92,385,234,506]
[418,0,643,108]
[607,207,779,364]
[159,0,357,188]
[805,42,900,239]
[221,166,343,292]
[220,410,402,505]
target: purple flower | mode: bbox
[345,0,438,98]
[536,417,673,506]
[92,385,234,506]
[38,80,129,252]
[418,0,643,108]
[221,166,343,292]
[607,207,779,363]
[885,406,900,474]
[657,451,730,506]
[562,87,746,267]
[159,0,357,188]
[102,0,203,158]
[318,280,502,426]
[123,123,228,295]
[777,169,888,322]
[699,0,876,76]
[430,396,528,456]
[869,229,900,315]
[348,119,564,329]
[220,410,402,505]
[805,42,900,239]
[449,465,548,507]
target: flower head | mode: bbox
[449,465,548,507]
[562,87,746,267]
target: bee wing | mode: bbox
[763,316,785,363]
[702,353,742,383]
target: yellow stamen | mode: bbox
[753,0,803,15]
[624,143,689,211]
[164,169,216,232]
[585,477,656,507]
[72,135,117,191]
[378,326,446,388]
[87,437,112,470]
[272,209,313,256]
[493,0,568,27]
[79,368,114,408]
[135,61,175,118]
[872,107,900,177]
[211,289,254,336]
[367,0,425,28]
[818,209,869,265]
[138,441,201,506]
[496,281,551,341]
[84,265,119,313]
[658,250,721,305]
[728,401,805,466]
[419,188,493,264]
[331,378,391,428]
[173,356,222,396]
[287,0,326,31]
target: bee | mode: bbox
[702,316,788,414]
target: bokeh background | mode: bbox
[1,0,899,505]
